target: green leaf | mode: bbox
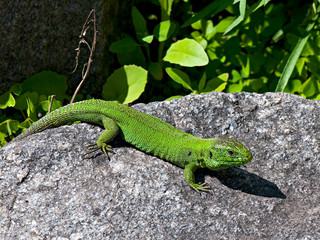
[0,92,15,109]
[132,6,149,42]
[300,76,318,97]
[148,62,163,80]
[102,65,148,104]
[275,34,310,92]
[116,46,147,68]
[0,119,20,136]
[204,20,214,40]
[230,70,242,83]
[191,32,208,49]
[109,36,138,53]
[214,17,236,34]
[165,95,183,101]
[198,72,207,93]
[201,73,229,93]
[224,0,246,35]
[21,71,68,101]
[284,79,302,94]
[40,98,63,112]
[296,58,307,77]
[153,20,176,42]
[163,38,209,67]
[182,0,234,28]
[26,97,35,118]
[10,83,22,96]
[19,118,33,129]
[142,35,154,44]
[15,92,39,111]
[159,0,174,21]
[165,67,193,91]
[248,78,264,91]
[191,20,202,30]
[227,83,243,92]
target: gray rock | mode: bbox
[0,92,319,239]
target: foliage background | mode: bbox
[1,0,320,146]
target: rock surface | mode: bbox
[0,92,319,239]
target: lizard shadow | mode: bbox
[196,168,287,199]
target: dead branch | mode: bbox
[70,9,98,104]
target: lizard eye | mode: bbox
[227,150,234,156]
[187,151,191,156]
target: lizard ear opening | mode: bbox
[227,150,234,156]
[209,152,213,159]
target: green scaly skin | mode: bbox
[13,99,253,192]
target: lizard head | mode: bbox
[202,138,252,171]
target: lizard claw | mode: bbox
[83,143,114,159]
[190,182,211,192]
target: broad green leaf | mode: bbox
[0,119,20,136]
[117,46,147,68]
[15,92,38,111]
[154,20,176,42]
[41,98,63,112]
[300,76,317,97]
[284,79,302,94]
[191,32,208,49]
[109,36,138,53]
[248,78,264,91]
[305,55,319,73]
[201,73,229,93]
[163,39,209,67]
[230,69,242,83]
[132,6,149,42]
[191,20,202,30]
[19,118,33,129]
[165,68,193,91]
[227,83,243,92]
[21,71,68,101]
[0,92,15,109]
[10,83,22,96]
[102,65,148,104]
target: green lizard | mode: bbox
[13,99,252,192]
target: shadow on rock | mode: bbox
[198,167,286,199]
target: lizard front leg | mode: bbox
[184,162,210,192]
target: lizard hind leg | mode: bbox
[83,117,120,159]
[84,143,114,159]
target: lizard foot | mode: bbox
[190,182,211,192]
[83,143,114,159]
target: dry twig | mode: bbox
[70,9,98,104]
